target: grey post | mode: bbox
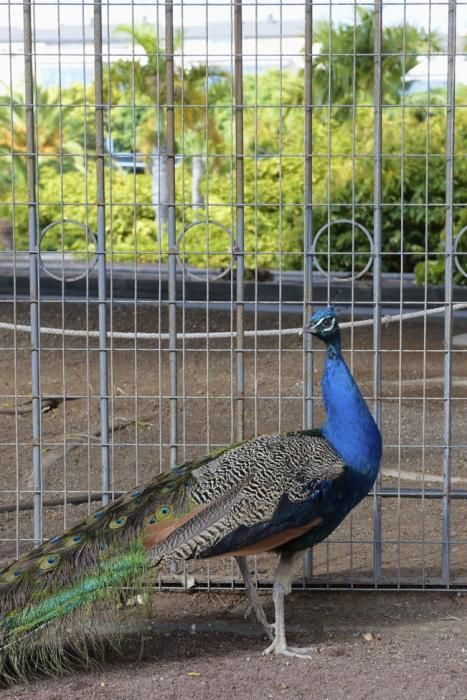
[166,0,178,469]
[23,0,42,545]
[303,0,314,579]
[93,0,111,505]
[234,0,245,442]
[372,0,383,582]
[442,0,456,585]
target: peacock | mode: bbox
[0,306,382,680]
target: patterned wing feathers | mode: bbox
[146,431,346,564]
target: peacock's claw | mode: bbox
[262,639,314,659]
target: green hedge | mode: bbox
[1,86,466,283]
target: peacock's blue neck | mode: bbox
[321,343,382,479]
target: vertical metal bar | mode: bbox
[372,0,383,583]
[23,0,42,545]
[234,0,245,442]
[303,0,314,580]
[56,1,67,528]
[420,0,434,587]
[442,0,457,585]
[155,3,164,484]
[277,2,284,438]
[347,0,358,585]
[253,2,259,439]
[166,0,178,468]
[105,0,115,502]
[6,0,21,557]
[93,0,110,505]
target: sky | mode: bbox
[2,0,465,90]
[4,0,466,36]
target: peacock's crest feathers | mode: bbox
[310,305,336,323]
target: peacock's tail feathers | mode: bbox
[0,458,204,615]
[0,446,237,683]
[0,545,149,683]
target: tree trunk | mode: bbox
[151,145,168,235]
[191,155,204,209]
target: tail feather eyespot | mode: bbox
[156,505,173,521]
[0,568,23,584]
[108,516,127,530]
[145,505,174,526]
[62,534,85,547]
[39,555,60,571]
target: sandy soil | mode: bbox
[2,590,467,699]
[1,302,467,697]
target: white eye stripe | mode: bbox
[314,316,336,331]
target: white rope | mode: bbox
[0,302,466,341]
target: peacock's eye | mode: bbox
[321,317,334,330]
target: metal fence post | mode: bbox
[372,0,383,582]
[234,0,245,443]
[23,0,42,545]
[442,0,457,585]
[93,0,111,505]
[166,0,178,469]
[303,0,314,580]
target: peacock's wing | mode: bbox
[144,430,347,563]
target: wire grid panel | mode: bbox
[0,0,466,590]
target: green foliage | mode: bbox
[9,166,160,257]
[4,92,466,284]
[310,8,441,111]
[0,18,465,284]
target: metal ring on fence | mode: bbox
[176,219,237,281]
[310,219,374,282]
[39,219,98,283]
[454,226,467,279]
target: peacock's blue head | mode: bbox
[305,306,341,351]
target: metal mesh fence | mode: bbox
[0,0,466,589]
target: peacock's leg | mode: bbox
[263,551,314,659]
[235,556,273,640]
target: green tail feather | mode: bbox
[0,443,243,683]
[0,544,149,682]
[3,546,148,639]
[0,458,203,683]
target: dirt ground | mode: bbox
[1,302,467,698]
[2,590,467,699]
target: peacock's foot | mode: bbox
[262,639,314,659]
